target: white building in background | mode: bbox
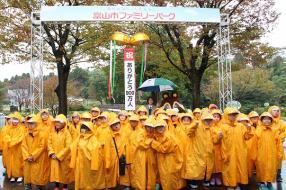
[7,88,29,110]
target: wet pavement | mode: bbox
[0,158,285,190]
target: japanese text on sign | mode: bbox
[124,48,136,111]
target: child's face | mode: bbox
[111,123,121,132]
[41,113,49,121]
[203,119,212,126]
[182,117,191,125]
[72,116,80,123]
[139,111,147,116]
[250,117,259,124]
[28,122,36,131]
[228,113,238,122]
[155,126,165,134]
[91,111,99,117]
[271,109,280,118]
[12,118,19,126]
[262,117,272,126]
[145,126,154,134]
[140,119,146,126]
[99,117,107,123]
[55,121,65,129]
[194,113,201,118]
[213,114,221,123]
[130,121,139,128]
[171,115,178,122]
[118,115,127,121]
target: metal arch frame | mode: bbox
[218,14,232,110]
[30,11,43,113]
[30,7,232,113]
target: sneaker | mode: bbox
[10,178,16,183]
[189,183,198,189]
[203,181,210,187]
[235,186,241,190]
[210,177,216,186]
[267,183,274,190]
[17,177,23,183]
[276,169,282,182]
[258,183,267,190]
[215,176,222,186]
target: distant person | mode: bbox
[146,97,155,116]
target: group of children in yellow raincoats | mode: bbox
[0,104,285,190]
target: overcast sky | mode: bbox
[1,0,286,81]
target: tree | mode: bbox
[43,76,58,116]
[88,69,108,104]
[43,75,79,116]
[0,1,121,115]
[203,67,277,112]
[142,0,278,108]
[0,81,7,110]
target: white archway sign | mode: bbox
[30,5,232,112]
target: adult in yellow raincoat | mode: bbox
[268,105,286,182]
[130,118,158,190]
[221,107,254,188]
[4,113,26,182]
[21,116,49,189]
[48,114,74,189]
[104,118,130,189]
[256,112,284,189]
[182,112,220,188]
[68,112,81,141]
[210,109,223,186]
[70,121,106,190]
[151,119,185,190]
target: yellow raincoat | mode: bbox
[152,119,185,190]
[70,121,105,190]
[48,114,74,184]
[136,106,148,116]
[211,109,223,173]
[237,113,258,177]
[268,106,286,169]
[193,108,201,121]
[96,112,111,144]
[256,112,284,183]
[1,113,13,168]
[182,113,218,181]
[36,109,53,181]
[5,113,26,178]
[21,116,50,185]
[221,107,253,187]
[104,118,131,188]
[69,112,81,141]
[129,118,158,190]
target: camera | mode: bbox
[119,154,126,176]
